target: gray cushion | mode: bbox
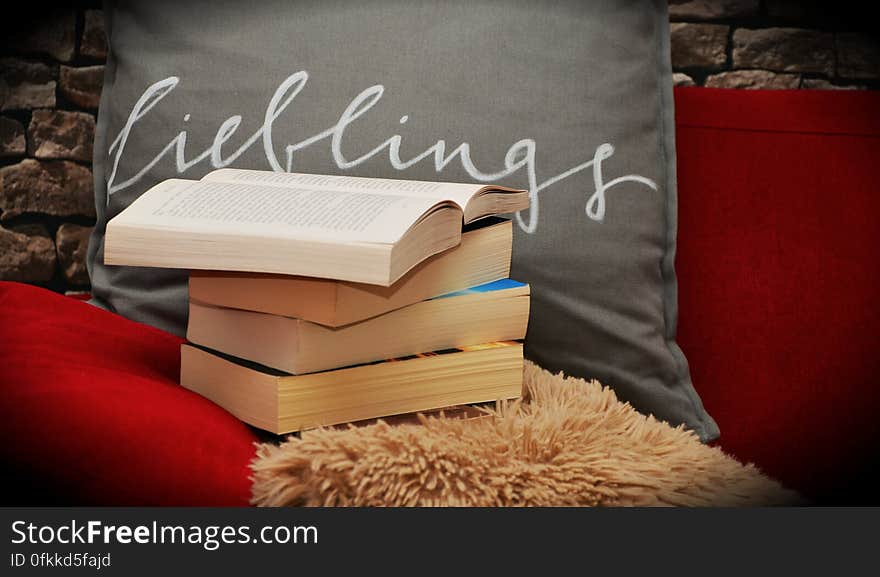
[88,0,719,441]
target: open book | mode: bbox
[104,168,528,285]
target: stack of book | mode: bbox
[105,169,531,434]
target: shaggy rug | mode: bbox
[251,361,799,506]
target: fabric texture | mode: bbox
[87,0,716,440]
[251,361,795,507]
[0,282,258,506]
[674,87,880,504]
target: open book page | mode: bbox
[112,179,447,244]
[202,168,488,214]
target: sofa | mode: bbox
[2,86,878,505]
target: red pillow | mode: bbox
[0,281,258,505]
[674,87,880,503]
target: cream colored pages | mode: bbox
[202,168,485,214]
[110,178,443,244]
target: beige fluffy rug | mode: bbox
[251,361,798,506]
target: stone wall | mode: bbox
[670,0,879,88]
[1,6,104,294]
[1,2,878,294]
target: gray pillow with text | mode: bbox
[89,0,719,441]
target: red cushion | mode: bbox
[3,89,878,505]
[0,281,259,505]
[674,87,880,503]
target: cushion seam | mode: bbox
[655,0,718,442]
